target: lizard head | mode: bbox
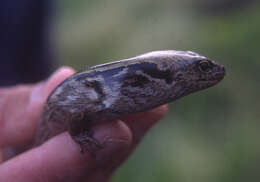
[168,51,225,92]
[135,50,225,101]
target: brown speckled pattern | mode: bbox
[34,50,225,153]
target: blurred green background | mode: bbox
[53,0,260,181]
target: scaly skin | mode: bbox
[35,50,225,153]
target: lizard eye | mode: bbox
[198,61,212,73]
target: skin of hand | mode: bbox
[0,67,167,182]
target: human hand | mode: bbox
[0,67,167,182]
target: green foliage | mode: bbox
[54,0,260,181]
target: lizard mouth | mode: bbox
[214,64,225,79]
[199,64,225,83]
[213,64,225,80]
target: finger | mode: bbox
[0,106,167,181]
[30,66,76,102]
[121,105,168,145]
[0,67,75,147]
[87,106,167,181]
[0,119,133,182]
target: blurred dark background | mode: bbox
[1,0,260,181]
[0,0,55,86]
